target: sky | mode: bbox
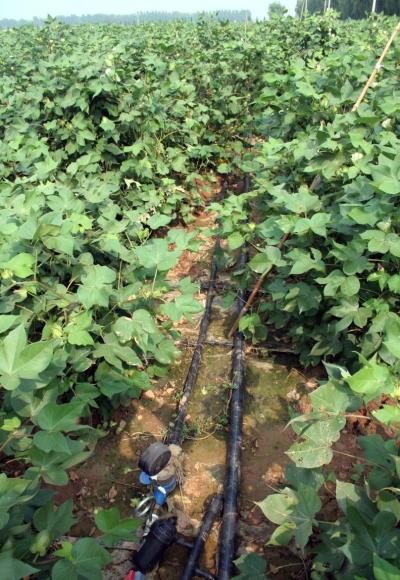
[0,0,297,21]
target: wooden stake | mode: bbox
[352,22,400,113]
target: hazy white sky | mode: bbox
[1,0,297,20]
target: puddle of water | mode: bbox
[242,358,302,502]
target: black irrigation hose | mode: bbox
[217,175,250,580]
[180,494,223,580]
[165,182,227,446]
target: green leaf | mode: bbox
[371,167,400,195]
[3,253,35,278]
[0,315,19,334]
[346,360,394,399]
[217,163,230,174]
[35,156,58,178]
[256,489,296,525]
[384,318,400,359]
[268,522,296,545]
[100,116,116,132]
[95,507,139,545]
[33,499,75,538]
[373,554,400,580]
[113,309,159,349]
[0,553,38,580]
[288,249,324,275]
[373,405,400,427]
[340,276,360,297]
[77,265,116,309]
[52,538,111,580]
[93,333,142,369]
[388,275,400,294]
[65,312,93,346]
[36,402,84,433]
[1,417,21,432]
[309,212,330,236]
[135,238,180,271]
[249,247,285,274]
[67,329,94,346]
[310,380,355,414]
[0,325,53,390]
[284,187,321,214]
[33,431,73,454]
[286,439,333,469]
[95,362,140,398]
[147,213,173,230]
[233,553,267,579]
[228,231,245,250]
[162,293,202,322]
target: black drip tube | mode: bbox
[166,234,221,445]
[180,494,223,580]
[217,176,250,580]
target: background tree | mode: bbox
[0,10,252,28]
[268,2,288,18]
[295,0,400,17]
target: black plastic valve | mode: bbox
[132,516,177,573]
[138,442,171,476]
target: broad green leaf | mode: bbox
[77,265,116,309]
[0,325,53,390]
[268,522,296,545]
[0,315,19,334]
[161,293,202,321]
[249,246,285,274]
[37,402,84,433]
[373,405,400,426]
[286,439,333,469]
[33,431,73,454]
[233,553,267,579]
[93,333,142,369]
[33,499,75,536]
[371,167,400,195]
[256,489,296,525]
[135,238,180,271]
[1,417,21,432]
[0,553,38,580]
[288,249,324,275]
[373,554,400,580]
[147,213,173,229]
[67,328,94,346]
[3,253,35,278]
[52,538,111,580]
[95,362,141,398]
[228,231,245,250]
[113,309,159,351]
[309,212,330,236]
[310,380,354,414]
[346,361,394,399]
[340,276,360,297]
[95,507,139,544]
[100,116,116,132]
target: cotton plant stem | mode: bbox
[228,23,400,338]
[227,233,289,337]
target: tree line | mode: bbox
[0,11,251,28]
[295,0,399,18]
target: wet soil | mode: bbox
[64,293,311,579]
[60,201,319,579]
